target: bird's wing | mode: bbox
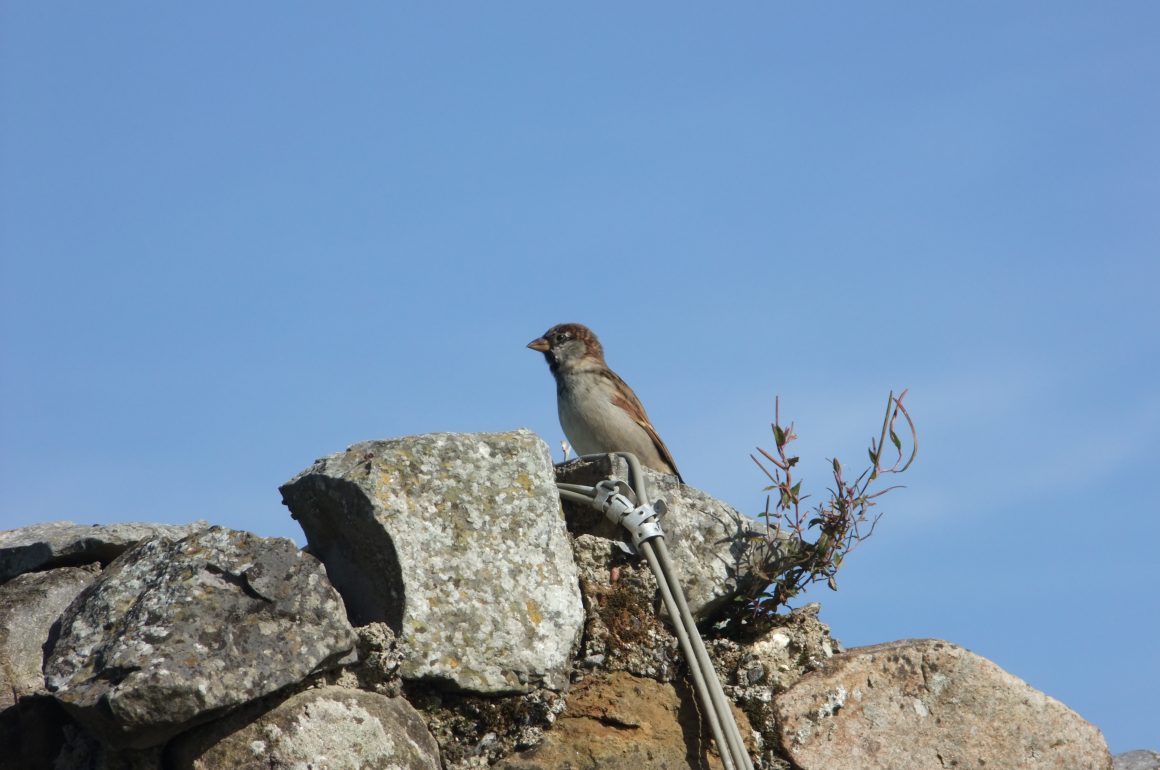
[604,369,684,483]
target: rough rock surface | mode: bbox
[496,671,753,770]
[708,603,840,767]
[167,686,441,770]
[0,565,99,708]
[1116,751,1160,770]
[44,526,356,749]
[280,430,584,694]
[714,603,840,694]
[326,622,408,698]
[402,686,564,769]
[571,534,680,681]
[556,454,786,620]
[2,434,1125,770]
[0,520,208,582]
[774,638,1112,770]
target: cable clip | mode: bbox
[593,480,667,548]
[593,479,634,519]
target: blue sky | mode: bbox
[2,2,1156,754]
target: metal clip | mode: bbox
[593,479,635,522]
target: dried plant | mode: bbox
[720,391,916,636]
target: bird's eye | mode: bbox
[554,332,569,343]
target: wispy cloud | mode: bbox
[885,358,1158,522]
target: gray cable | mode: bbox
[616,454,754,770]
[557,488,597,507]
[654,536,753,770]
[639,538,737,770]
[558,453,753,770]
[556,482,595,494]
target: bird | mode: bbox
[527,323,683,482]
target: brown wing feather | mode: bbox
[604,370,684,483]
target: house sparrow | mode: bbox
[527,323,683,482]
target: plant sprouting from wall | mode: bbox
[722,391,916,636]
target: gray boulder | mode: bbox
[0,565,100,709]
[1116,751,1160,770]
[44,526,356,749]
[0,521,208,582]
[773,638,1112,770]
[556,454,782,620]
[167,686,441,770]
[280,430,584,694]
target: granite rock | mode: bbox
[706,603,841,768]
[44,526,355,749]
[0,521,209,582]
[280,430,584,694]
[167,686,440,770]
[0,565,99,709]
[1116,751,1160,770]
[774,638,1112,770]
[556,454,786,621]
[570,533,680,681]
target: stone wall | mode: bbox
[0,430,1118,769]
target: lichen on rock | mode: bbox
[280,430,584,695]
[44,526,355,749]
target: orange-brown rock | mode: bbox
[498,671,755,769]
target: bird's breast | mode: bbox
[555,374,660,464]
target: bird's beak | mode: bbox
[527,337,550,353]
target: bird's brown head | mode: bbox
[527,323,604,374]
